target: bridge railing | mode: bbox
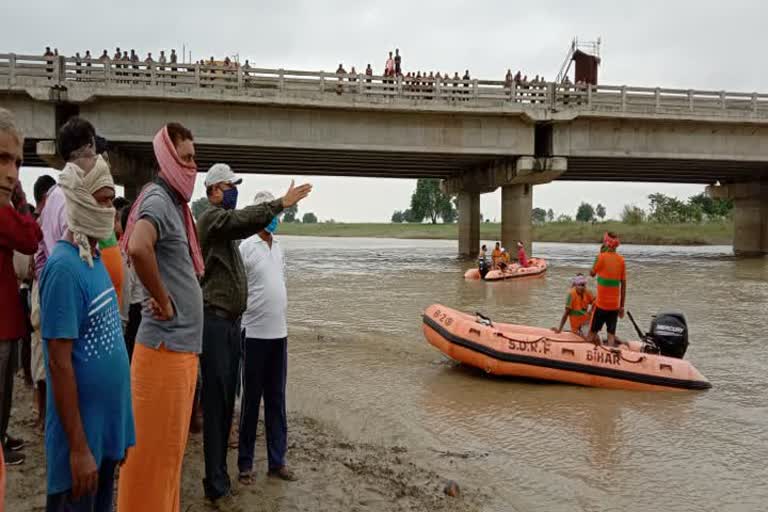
[1,54,767,118]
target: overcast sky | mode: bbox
[9,1,768,221]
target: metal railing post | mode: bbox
[472,79,478,100]
[587,84,592,108]
[510,82,516,102]
[194,64,200,88]
[55,56,64,85]
[752,93,758,115]
[278,69,285,92]
[654,87,661,112]
[237,66,243,90]
[720,90,726,111]
[621,86,627,112]
[8,54,16,87]
[688,89,694,111]
[319,72,325,93]
[548,82,555,108]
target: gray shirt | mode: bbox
[134,181,204,353]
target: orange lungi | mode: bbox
[117,343,198,512]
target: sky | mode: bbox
[8,0,768,221]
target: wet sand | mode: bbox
[5,360,486,512]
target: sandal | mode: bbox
[238,471,255,485]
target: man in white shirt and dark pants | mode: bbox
[236,191,296,484]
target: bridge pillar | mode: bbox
[444,156,566,257]
[501,184,533,255]
[107,150,156,202]
[708,181,768,256]
[458,191,481,257]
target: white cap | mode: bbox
[204,163,242,187]
[252,190,275,206]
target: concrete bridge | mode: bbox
[2,53,768,255]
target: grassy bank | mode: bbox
[278,221,733,245]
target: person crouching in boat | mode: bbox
[477,244,490,278]
[498,247,512,271]
[517,240,529,267]
[587,232,626,348]
[491,242,503,269]
[552,273,594,337]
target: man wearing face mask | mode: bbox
[39,151,134,510]
[236,191,295,485]
[196,164,311,502]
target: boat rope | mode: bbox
[493,332,647,364]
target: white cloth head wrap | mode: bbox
[58,155,116,267]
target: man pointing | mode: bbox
[197,164,311,503]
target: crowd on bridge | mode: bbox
[36,45,590,102]
[0,107,313,510]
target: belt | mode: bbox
[204,305,241,322]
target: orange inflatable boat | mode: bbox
[422,304,711,391]
[464,258,547,281]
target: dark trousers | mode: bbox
[124,302,142,362]
[0,340,17,443]
[20,286,32,383]
[200,310,242,500]
[46,459,118,512]
[238,337,288,473]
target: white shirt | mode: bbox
[239,234,287,339]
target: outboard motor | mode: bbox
[478,258,490,279]
[648,311,689,358]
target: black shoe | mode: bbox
[4,435,25,451]
[3,449,25,466]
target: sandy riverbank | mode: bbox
[5,374,485,512]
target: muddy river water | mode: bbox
[279,237,767,512]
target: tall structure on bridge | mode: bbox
[3,53,768,255]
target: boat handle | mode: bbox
[561,348,575,356]
[660,364,673,372]
[475,312,493,327]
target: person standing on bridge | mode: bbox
[588,232,627,348]
[394,48,402,76]
[196,164,311,503]
[117,123,204,512]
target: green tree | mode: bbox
[440,197,458,223]
[409,178,455,224]
[546,209,555,222]
[531,207,547,224]
[191,197,211,221]
[621,205,645,225]
[556,214,572,222]
[596,204,606,221]
[688,193,733,220]
[575,202,595,222]
[403,209,417,223]
[302,212,318,224]
[391,210,405,223]
[283,204,299,223]
[648,193,704,223]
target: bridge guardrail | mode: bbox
[1,54,766,118]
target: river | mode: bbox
[278,237,767,512]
